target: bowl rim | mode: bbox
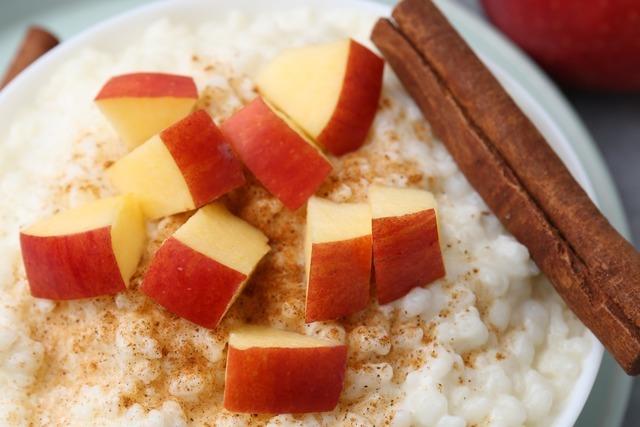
[0,0,604,425]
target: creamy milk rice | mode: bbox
[0,7,592,427]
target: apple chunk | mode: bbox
[107,109,245,219]
[305,197,372,322]
[20,195,146,300]
[141,203,269,328]
[95,72,198,150]
[368,185,445,304]
[224,325,347,413]
[256,39,384,155]
[221,97,332,210]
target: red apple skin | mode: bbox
[141,237,247,328]
[95,72,198,99]
[224,344,347,413]
[221,97,332,210]
[160,109,245,206]
[20,226,125,300]
[372,209,445,304]
[306,236,372,322]
[481,0,640,91]
[317,41,384,155]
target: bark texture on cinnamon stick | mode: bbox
[1,26,59,89]
[371,0,640,375]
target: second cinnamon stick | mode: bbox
[1,26,59,89]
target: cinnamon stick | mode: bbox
[1,26,59,89]
[371,0,640,375]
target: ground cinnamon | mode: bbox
[371,0,640,374]
[1,26,59,89]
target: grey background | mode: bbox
[452,1,640,426]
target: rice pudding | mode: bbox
[0,7,592,427]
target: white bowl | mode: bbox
[0,0,603,425]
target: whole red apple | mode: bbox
[481,0,640,91]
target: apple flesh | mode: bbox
[141,203,269,328]
[107,109,245,219]
[368,185,445,304]
[256,39,384,155]
[223,325,347,413]
[305,197,372,322]
[95,72,198,149]
[20,195,146,300]
[221,97,332,210]
[481,0,640,91]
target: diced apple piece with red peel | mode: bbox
[141,203,269,328]
[20,195,146,300]
[107,110,245,219]
[256,39,384,155]
[305,197,372,322]
[221,97,332,210]
[107,134,193,219]
[95,72,198,150]
[160,110,245,206]
[223,325,347,413]
[369,185,445,304]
